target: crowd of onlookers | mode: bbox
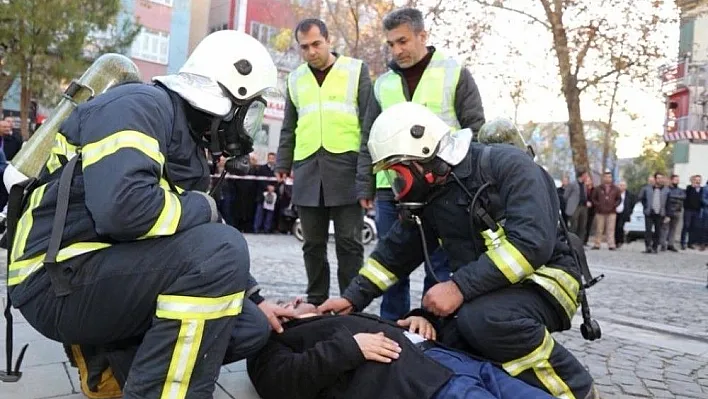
[557,169,708,253]
[211,152,298,235]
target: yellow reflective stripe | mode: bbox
[535,266,580,298]
[47,133,78,174]
[525,273,578,320]
[533,360,576,399]
[156,291,245,320]
[359,258,398,291]
[140,187,182,238]
[161,319,205,399]
[157,292,245,397]
[82,130,164,169]
[159,178,185,194]
[503,330,575,398]
[503,329,554,376]
[7,242,111,286]
[11,184,47,262]
[482,226,534,283]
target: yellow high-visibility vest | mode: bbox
[288,56,363,161]
[373,51,461,188]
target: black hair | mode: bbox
[294,18,329,43]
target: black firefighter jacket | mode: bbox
[9,82,261,306]
[246,312,454,399]
[344,143,582,329]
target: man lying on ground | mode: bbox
[240,299,555,399]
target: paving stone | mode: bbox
[0,363,74,398]
[2,237,708,398]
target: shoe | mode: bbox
[643,249,653,254]
[591,246,600,250]
[652,248,658,254]
[660,246,667,251]
[608,247,616,251]
[668,246,678,252]
[681,244,687,250]
[688,245,696,249]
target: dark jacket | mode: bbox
[617,191,636,223]
[666,184,686,216]
[344,143,580,329]
[276,55,372,207]
[9,82,261,304]
[246,313,453,399]
[684,184,703,211]
[638,185,670,217]
[591,183,622,214]
[355,47,486,202]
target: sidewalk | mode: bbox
[0,296,261,399]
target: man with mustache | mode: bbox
[355,7,486,322]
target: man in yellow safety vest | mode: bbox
[355,7,486,321]
[275,18,372,305]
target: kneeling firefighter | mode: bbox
[320,102,601,399]
[2,30,293,398]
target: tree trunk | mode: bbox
[564,84,589,173]
[544,4,590,174]
[0,73,17,115]
[601,72,621,171]
[20,68,31,141]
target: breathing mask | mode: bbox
[384,157,451,206]
[205,95,267,175]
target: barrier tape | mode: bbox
[210,174,293,185]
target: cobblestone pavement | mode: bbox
[1,233,707,398]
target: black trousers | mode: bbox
[442,284,594,399]
[615,213,626,245]
[298,204,364,305]
[644,213,663,250]
[11,223,251,399]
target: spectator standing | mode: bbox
[591,170,622,250]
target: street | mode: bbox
[1,233,707,398]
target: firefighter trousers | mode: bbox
[10,223,250,399]
[450,284,593,399]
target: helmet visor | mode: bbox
[385,163,416,201]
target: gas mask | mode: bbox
[385,158,451,206]
[206,96,267,175]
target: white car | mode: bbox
[292,214,378,245]
[623,203,645,242]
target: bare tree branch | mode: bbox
[471,0,551,29]
[573,20,601,77]
[578,60,635,92]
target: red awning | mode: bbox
[664,130,708,141]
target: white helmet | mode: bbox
[154,30,278,118]
[368,102,473,173]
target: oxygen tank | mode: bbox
[4,54,141,191]
[477,117,535,158]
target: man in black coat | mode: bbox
[243,300,554,399]
[614,181,636,248]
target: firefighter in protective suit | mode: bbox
[6,30,294,398]
[320,102,599,399]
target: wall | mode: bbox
[246,0,296,32]
[168,0,192,73]
[674,143,708,185]
[208,0,232,31]
[189,0,211,54]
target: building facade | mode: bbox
[662,0,708,184]
[121,0,192,80]
[208,0,303,162]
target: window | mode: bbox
[678,17,695,58]
[131,28,170,65]
[250,22,276,47]
[149,0,173,6]
[209,23,229,33]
